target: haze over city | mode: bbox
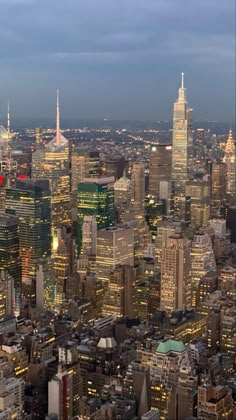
[0,0,235,122]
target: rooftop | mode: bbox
[156,339,185,354]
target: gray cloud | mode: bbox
[0,0,234,121]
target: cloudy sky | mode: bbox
[0,0,235,122]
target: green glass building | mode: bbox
[77,177,115,255]
[6,179,51,284]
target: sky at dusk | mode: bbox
[0,0,235,123]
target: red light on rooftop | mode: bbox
[18,175,27,179]
[0,175,4,184]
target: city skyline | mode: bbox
[0,0,234,122]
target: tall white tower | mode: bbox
[171,73,193,214]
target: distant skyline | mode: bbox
[0,0,235,122]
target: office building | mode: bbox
[32,91,71,242]
[35,127,43,145]
[155,219,178,273]
[77,177,115,255]
[103,265,136,318]
[220,307,236,361]
[71,149,89,192]
[191,233,216,308]
[101,155,127,180]
[96,227,134,284]
[171,73,193,214]
[160,233,191,312]
[198,384,236,419]
[185,179,211,228]
[211,161,226,215]
[48,367,74,419]
[36,259,56,312]
[0,271,14,319]
[0,377,25,418]
[81,215,97,256]
[53,227,77,306]
[114,172,131,208]
[131,162,145,216]
[0,213,21,310]
[148,340,194,418]
[149,144,172,202]
[223,129,236,197]
[88,151,100,177]
[219,266,236,303]
[6,179,51,287]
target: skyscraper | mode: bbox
[211,162,226,215]
[96,227,134,284]
[171,73,193,214]
[6,179,51,287]
[185,179,211,228]
[102,265,136,318]
[77,177,115,255]
[71,149,89,193]
[0,213,21,309]
[0,271,14,319]
[35,128,43,146]
[160,233,191,312]
[131,162,145,216]
[223,129,236,197]
[32,91,71,243]
[191,233,216,308]
[149,144,172,202]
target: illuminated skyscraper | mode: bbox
[0,213,21,309]
[185,179,211,228]
[53,227,77,306]
[102,265,136,318]
[171,73,193,214]
[160,233,191,313]
[131,162,145,216]
[114,172,131,207]
[155,220,180,273]
[191,233,216,308]
[77,177,115,255]
[223,129,236,197]
[81,216,97,256]
[149,144,172,202]
[6,179,51,286]
[71,149,89,192]
[96,227,134,284]
[0,271,14,319]
[35,128,43,146]
[211,162,226,215]
[32,91,71,242]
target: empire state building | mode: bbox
[171,73,193,215]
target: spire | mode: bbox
[7,101,11,168]
[178,72,187,103]
[7,100,10,139]
[56,89,60,144]
[225,129,235,154]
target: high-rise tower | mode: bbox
[160,233,192,313]
[171,73,193,215]
[32,91,71,244]
[149,144,172,202]
[0,213,21,310]
[6,179,51,287]
[223,129,236,197]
